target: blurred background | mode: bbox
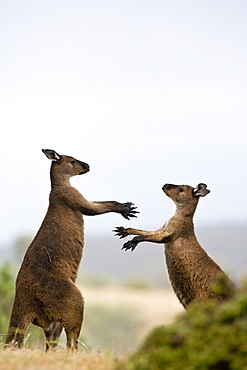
[1,0,247,351]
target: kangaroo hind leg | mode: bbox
[44,322,63,351]
[5,313,31,348]
[63,286,84,352]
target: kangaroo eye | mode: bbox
[70,161,76,165]
[178,187,184,192]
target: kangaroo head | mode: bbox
[42,149,90,180]
[162,183,210,212]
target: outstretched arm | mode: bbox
[80,201,138,220]
[113,226,172,251]
[61,188,139,220]
[113,226,164,238]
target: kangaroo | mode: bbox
[114,183,236,309]
[5,149,138,351]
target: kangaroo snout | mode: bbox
[79,161,90,174]
[162,184,176,193]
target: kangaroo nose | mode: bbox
[78,161,90,171]
[162,184,172,191]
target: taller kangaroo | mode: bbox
[114,183,236,309]
[6,149,138,351]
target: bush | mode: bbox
[123,286,247,370]
[0,263,15,337]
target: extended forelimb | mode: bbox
[113,226,172,251]
[61,187,139,220]
[80,201,138,220]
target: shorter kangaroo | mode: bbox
[114,183,236,308]
[6,149,138,351]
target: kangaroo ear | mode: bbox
[193,183,210,197]
[42,149,61,163]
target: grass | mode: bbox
[0,348,125,370]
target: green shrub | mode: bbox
[0,263,15,337]
[123,287,247,370]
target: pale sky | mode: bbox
[1,0,247,246]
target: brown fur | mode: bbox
[5,149,138,351]
[114,183,236,309]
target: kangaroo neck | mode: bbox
[170,206,195,237]
[174,203,196,219]
[50,170,71,188]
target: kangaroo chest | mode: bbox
[164,238,199,308]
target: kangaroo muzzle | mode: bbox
[79,161,90,174]
[162,184,176,193]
